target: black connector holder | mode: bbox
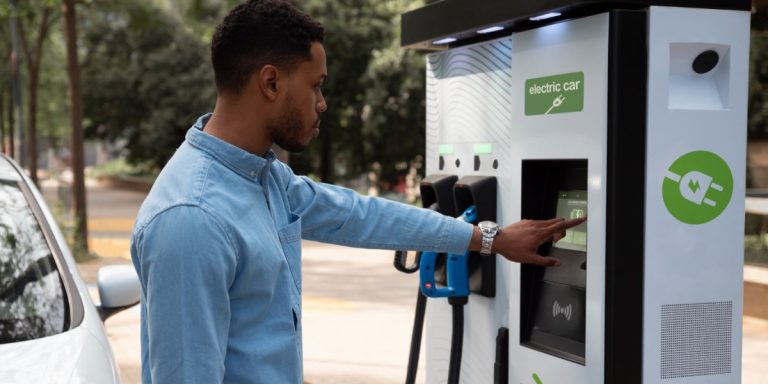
[420,174,459,217]
[420,174,459,287]
[454,176,497,298]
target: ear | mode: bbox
[256,64,281,102]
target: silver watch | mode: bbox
[478,221,499,255]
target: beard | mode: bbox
[268,95,316,153]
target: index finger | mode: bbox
[545,216,586,233]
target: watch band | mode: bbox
[480,231,494,255]
[478,221,498,255]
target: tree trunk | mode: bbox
[0,88,8,155]
[7,81,13,158]
[64,0,89,255]
[27,69,39,186]
[18,10,52,187]
[0,89,5,155]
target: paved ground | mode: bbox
[42,181,768,384]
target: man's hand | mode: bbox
[470,217,587,266]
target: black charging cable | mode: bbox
[447,295,468,384]
[405,287,427,384]
[393,250,425,384]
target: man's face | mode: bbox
[269,42,328,153]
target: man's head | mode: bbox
[212,0,324,94]
[211,0,327,153]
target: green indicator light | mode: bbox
[532,373,543,384]
[439,144,455,154]
[474,143,493,154]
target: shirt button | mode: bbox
[250,171,256,177]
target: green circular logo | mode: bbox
[662,151,733,224]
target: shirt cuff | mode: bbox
[442,218,475,254]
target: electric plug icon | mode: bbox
[664,170,724,207]
[545,94,566,114]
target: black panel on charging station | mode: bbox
[420,174,459,216]
[420,174,459,287]
[454,176,497,298]
[520,160,588,365]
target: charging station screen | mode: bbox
[553,190,587,252]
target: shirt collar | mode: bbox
[185,113,276,180]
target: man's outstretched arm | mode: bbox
[279,163,586,266]
[466,217,586,266]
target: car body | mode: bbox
[0,154,139,383]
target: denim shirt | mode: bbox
[130,114,473,383]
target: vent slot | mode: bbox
[660,301,732,379]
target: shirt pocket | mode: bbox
[278,213,302,292]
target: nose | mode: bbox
[317,93,327,113]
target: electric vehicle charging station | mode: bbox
[401,1,750,383]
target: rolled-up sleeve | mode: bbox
[278,165,473,254]
[132,205,237,384]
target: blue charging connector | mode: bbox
[419,206,477,298]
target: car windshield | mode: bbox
[0,179,68,343]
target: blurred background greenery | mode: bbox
[0,0,431,195]
[4,0,768,265]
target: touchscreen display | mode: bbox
[553,190,587,252]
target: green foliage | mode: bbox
[152,0,240,41]
[51,200,97,263]
[0,0,70,148]
[35,31,69,143]
[88,158,158,179]
[744,234,768,267]
[361,38,426,186]
[289,0,426,186]
[78,0,427,186]
[80,0,216,168]
[749,28,768,140]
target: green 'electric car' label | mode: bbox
[525,72,584,116]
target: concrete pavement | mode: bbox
[42,181,768,384]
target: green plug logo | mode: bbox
[662,151,733,224]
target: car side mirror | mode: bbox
[96,265,140,321]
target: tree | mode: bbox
[64,0,88,255]
[289,0,410,183]
[0,19,9,155]
[360,41,426,192]
[285,0,427,188]
[15,0,59,186]
[80,0,215,168]
[77,0,427,191]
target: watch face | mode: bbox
[479,221,498,234]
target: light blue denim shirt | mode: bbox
[130,114,473,383]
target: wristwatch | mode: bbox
[478,221,500,255]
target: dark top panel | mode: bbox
[401,0,750,49]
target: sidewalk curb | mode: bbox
[96,175,153,193]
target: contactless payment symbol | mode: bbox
[662,151,733,224]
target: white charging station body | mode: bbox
[411,3,749,383]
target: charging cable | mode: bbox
[419,206,477,384]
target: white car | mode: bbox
[0,154,140,383]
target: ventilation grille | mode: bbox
[661,301,732,379]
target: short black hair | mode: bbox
[211,0,324,94]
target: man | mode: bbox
[130,1,585,383]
